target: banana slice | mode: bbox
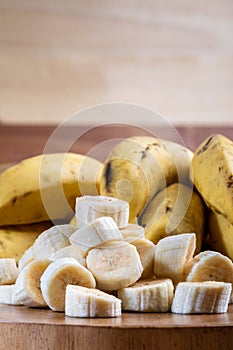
[33,224,77,260]
[184,250,233,302]
[14,259,51,307]
[0,258,18,285]
[130,238,156,279]
[171,281,232,314]
[18,246,35,272]
[86,241,142,291]
[118,278,174,312]
[49,245,86,267]
[70,217,123,255]
[40,257,96,311]
[65,285,122,318]
[120,224,145,242]
[75,195,129,228]
[0,285,21,305]
[154,233,196,285]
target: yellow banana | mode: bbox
[0,221,52,263]
[0,153,102,225]
[191,134,233,225]
[139,183,205,252]
[100,136,193,222]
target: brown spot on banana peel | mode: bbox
[104,162,112,188]
[227,175,233,188]
[197,136,213,155]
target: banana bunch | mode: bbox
[0,153,102,261]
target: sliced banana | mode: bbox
[154,233,196,285]
[18,246,35,272]
[0,258,18,285]
[86,241,142,291]
[131,238,156,279]
[118,278,174,312]
[75,195,129,228]
[171,281,232,314]
[49,245,86,267]
[70,217,123,255]
[0,285,21,305]
[33,224,77,260]
[14,259,51,307]
[40,257,96,312]
[184,250,233,302]
[65,285,122,318]
[120,224,145,242]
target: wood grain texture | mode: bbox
[0,305,232,350]
[0,0,233,125]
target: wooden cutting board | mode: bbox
[0,304,232,349]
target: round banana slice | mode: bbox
[0,285,21,305]
[75,195,129,228]
[0,258,18,285]
[131,238,156,279]
[49,245,86,267]
[40,257,96,311]
[86,241,143,291]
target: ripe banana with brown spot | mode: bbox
[100,136,193,221]
[171,281,232,314]
[139,183,205,253]
[191,134,233,225]
[118,278,174,312]
[0,153,102,225]
[65,285,122,318]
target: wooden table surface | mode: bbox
[0,124,233,350]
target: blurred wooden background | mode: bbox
[0,0,233,125]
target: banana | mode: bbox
[184,250,233,301]
[118,278,174,312]
[100,136,193,221]
[191,134,233,225]
[18,246,35,272]
[208,210,233,261]
[40,257,96,311]
[139,183,205,253]
[86,241,142,291]
[33,224,77,260]
[0,258,18,285]
[0,153,102,225]
[49,245,86,267]
[65,285,122,318]
[171,281,232,314]
[75,195,129,228]
[14,259,51,307]
[0,222,52,263]
[120,223,145,242]
[0,285,21,305]
[69,217,123,255]
[154,233,196,285]
[130,238,156,279]
[69,216,77,226]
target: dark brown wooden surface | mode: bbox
[0,124,233,164]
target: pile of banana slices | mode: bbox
[0,195,232,318]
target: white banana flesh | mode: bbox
[118,278,174,312]
[40,257,96,312]
[154,233,196,285]
[49,245,86,267]
[69,217,123,255]
[75,195,129,228]
[14,259,51,307]
[0,285,21,305]
[171,281,232,314]
[184,250,233,302]
[120,224,145,242]
[65,285,122,318]
[131,238,156,279]
[86,241,143,291]
[18,246,35,272]
[32,224,77,260]
[0,258,18,285]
